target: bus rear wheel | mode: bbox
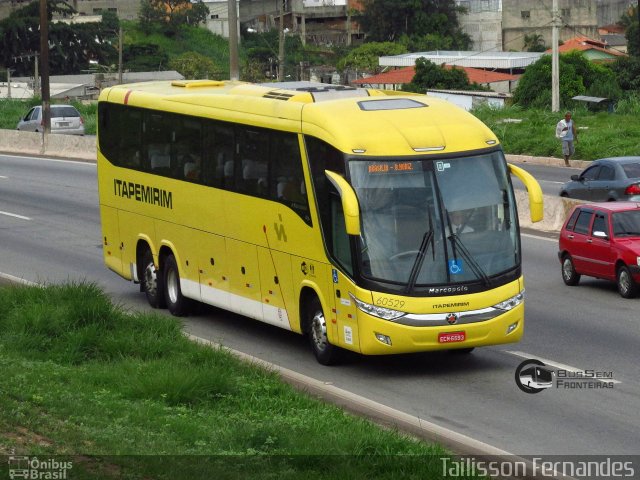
[141,249,165,309]
[307,298,342,366]
[163,253,191,316]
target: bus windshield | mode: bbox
[348,151,519,292]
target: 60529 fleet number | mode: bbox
[375,297,405,308]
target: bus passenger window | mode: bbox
[272,133,309,218]
[202,122,234,189]
[237,128,269,196]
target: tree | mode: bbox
[138,0,208,37]
[523,34,546,52]
[402,57,486,92]
[123,43,169,71]
[623,6,638,56]
[169,51,223,79]
[359,0,470,49]
[0,0,117,76]
[336,41,407,72]
[612,56,640,91]
[513,52,621,108]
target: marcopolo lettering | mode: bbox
[113,179,173,209]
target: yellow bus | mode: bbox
[97,80,542,364]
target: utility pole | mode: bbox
[228,0,239,80]
[278,0,284,81]
[7,68,12,99]
[551,0,560,112]
[117,25,123,84]
[39,0,51,134]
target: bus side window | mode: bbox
[203,122,235,189]
[120,108,143,169]
[144,111,172,175]
[305,136,350,271]
[236,128,269,197]
[271,133,310,223]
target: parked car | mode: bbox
[16,104,85,136]
[559,202,640,298]
[559,157,640,201]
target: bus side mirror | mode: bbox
[508,163,544,223]
[325,170,361,236]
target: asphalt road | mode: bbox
[1,154,638,457]
[510,161,580,196]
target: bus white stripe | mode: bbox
[182,278,292,331]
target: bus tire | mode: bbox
[141,249,166,309]
[307,297,341,365]
[163,254,191,316]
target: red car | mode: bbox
[559,202,640,298]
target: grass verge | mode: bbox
[473,104,640,161]
[0,282,481,479]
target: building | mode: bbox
[455,0,503,52]
[502,0,599,51]
[202,0,238,38]
[379,51,542,75]
[544,35,626,62]
[240,0,364,46]
[455,0,636,52]
[351,64,518,93]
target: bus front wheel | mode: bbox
[141,249,166,309]
[307,298,342,365]
[163,254,191,316]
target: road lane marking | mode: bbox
[0,154,96,166]
[521,233,557,243]
[0,175,7,179]
[506,350,621,384]
[0,210,31,221]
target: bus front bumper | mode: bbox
[356,303,524,355]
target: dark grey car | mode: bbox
[559,157,640,201]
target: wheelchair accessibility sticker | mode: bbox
[448,259,464,275]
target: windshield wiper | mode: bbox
[404,229,434,295]
[448,233,491,286]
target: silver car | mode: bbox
[16,104,85,135]
[559,157,640,201]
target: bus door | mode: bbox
[195,230,229,309]
[101,206,123,275]
[226,238,263,320]
[331,268,360,353]
[257,248,294,330]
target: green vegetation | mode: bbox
[403,58,488,93]
[473,103,640,161]
[513,51,622,109]
[0,282,480,479]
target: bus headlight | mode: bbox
[350,294,406,320]
[493,290,525,311]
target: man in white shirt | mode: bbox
[449,210,474,236]
[556,111,577,166]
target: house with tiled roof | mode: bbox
[351,65,519,94]
[545,36,626,62]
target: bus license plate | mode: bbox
[438,331,466,343]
